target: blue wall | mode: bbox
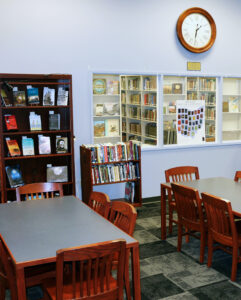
[1,0,241,198]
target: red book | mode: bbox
[4,115,18,131]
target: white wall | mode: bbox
[1,0,241,198]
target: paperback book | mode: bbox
[57,87,68,105]
[1,89,12,106]
[13,89,26,106]
[27,87,40,105]
[4,115,18,131]
[6,139,21,156]
[38,135,51,154]
[56,136,68,153]
[229,97,239,113]
[94,120,105,137]
[5,164,24,188]
[95,104,104,116]
[47,165,68,182]
[93,78,106,95]
[29,112,42,131]
[22,137,35,156]
[105,119,119,137]
[49,111,60,130]
[43,87,55,106]
[106,80,119,95]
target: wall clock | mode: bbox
[176,7,216,53]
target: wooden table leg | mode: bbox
[16,267,26,300]
[161,184,167,240]
[131,245,141,300]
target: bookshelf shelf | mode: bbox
[80,142,142,207]
[0,73,75,203]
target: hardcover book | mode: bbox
[47,165,68,182]
[56,136,68,153]
[95,104,104,116]
[6,139,21,156]
[49,112,60,130]
[94,120,105,137]
[22,137,35,156]
[43,87,55,106]
[5,164,24,188]
[38,135,51,154]
[4,115,18,131]
[27,87,40,105]
[57,87,68,105]
[93,78,106,95]
[13,90,26,106]
[105,119,119,137]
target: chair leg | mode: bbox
[169,206,173,234]
[177,223,182,252]
[124,249,131,300]
[231,246,238,281]
[0,283,5,300]
[185,227,189,243]
[207,233,213,267]
[199,231,205,264]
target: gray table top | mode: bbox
[0,196,137,266]
[168,177,241,214]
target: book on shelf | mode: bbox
[38,135,51,154]
[57,87,69,105]
[13,88,26,106]
[27,86,40,105]
[29,112,42,131]
[163,84,172,94]
[4,115,18,131]
[168,101,176,114]
[107,80,119,95]
[172,83,183,94]
[5,164,24,188]
[94,120,105,137]
[56,136,68,153]
[105,119,119,137]
[103,103,119,115]
[22,137,35,156]
[43,87,55,106]
[95,104,104,116]
[47,165,68,182]
[125,182,135,203]
[49,111,60,130]
[223,101,229,112]
[228,97,239,113]
[5,138,21,156]
[1,89,12,106]
[93,78,106,95]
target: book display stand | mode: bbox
[0,73,75,203]
[80,142,142,207]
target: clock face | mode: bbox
[181,13,211,48]
[176,8,216,53]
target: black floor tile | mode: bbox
[139,240,176,259]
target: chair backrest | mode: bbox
[108,201,137,236]
[88,191,111,218]
[56,240,126,300]
[171,183,204,228]
[234,171,241,182]
[165,166,199,183]
[0,238,17,300]
[201,192,237,242]
[16,182,63,202]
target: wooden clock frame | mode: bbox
[176,7,216,53]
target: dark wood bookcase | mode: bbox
[0,73,75,203]
[80,144,142,207]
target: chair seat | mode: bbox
[44,275,118,300]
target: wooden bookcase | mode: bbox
[0,73,75,203]
[80,143,142,207]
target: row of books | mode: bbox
[144,93,156,106]
[128,107,141,119]
[5,164,68,188]
[4,112,61,131]
[94,119,119,137]
[129,123,141,135]
[91,162,140,184]
[206,107,216,120]
[130,94,141,105]
[145,123,157,138]
[164,129,177,145]
[223,97,240,113]
[199,78,216,91]
[83,141,140,163]
[6,136,68,157]
[93,78,119,95]
[143,109,157,121]
[1,86,68,107]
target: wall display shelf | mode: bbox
[80,141,142,207]
[163,76,216,145]
[0,74,75,203]
[222,78,241,141]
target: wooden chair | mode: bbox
[16,182,63,202]
[234,171,241,182]
[88,191,111,218]
[43,240,126,300]
[202,192,241,281]
[171,183,206,263]
[165,166,200,234]
[108,201,137,300]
